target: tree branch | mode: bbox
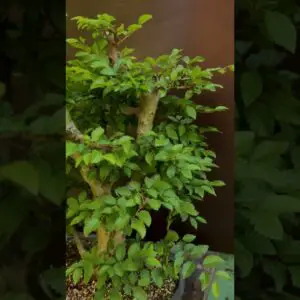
[71,227,86,258]
[137,92,160,138]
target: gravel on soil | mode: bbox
[66,238,177,300]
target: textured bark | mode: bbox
[137,92,160,138]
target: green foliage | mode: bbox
[0,2,66,299]
[236,0,300,298]
[66,13,232,299]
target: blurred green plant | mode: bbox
[236,0,300,299]
[0,2,65,298]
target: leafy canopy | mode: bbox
[66,13,233,300]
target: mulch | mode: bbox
[66,238,177,299]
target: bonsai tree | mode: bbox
[66,13,233,300]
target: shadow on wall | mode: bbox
[66,0,234,254]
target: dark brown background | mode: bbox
[67,0,234,253]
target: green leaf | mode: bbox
[265,11,297,53]
[291,146,300,169]
[91,127,105,141]
[171,70,178,81]
[211,281,220,298]
[127,24,142,35]
[103,153,117,165]
[199,272,210,290]
[91,55,109,69]
[246,102,275,137]
[131,219,146,238]
[203,185,216,196]
[147,199,161,210]
[115,244,126,261]
[165,230,180,242]
[251,212,283,240]
[190,245,209,258]
[83,218,100,236]
[241,231,276,255]
[166,125,178,140]
[115,186,131,197]
[138,270,151,286]
[123,259,139,271]
[95,288,106,299]
[153,180,171,190]
[252,141,288,165]
[114,215,130,230]
[101,67,115,76]
[263,259,287,292]
[128,242,141,257]
[181,202,198,216]
[190,218,198,229]
[289,266,300,288]
[72,268,82,284]
[181,169,192,179]
[216,270,231,280]
[67,197,79,210]
[145,152,155,165]
[146,188,158,198]
[129,273,138,285]
[235,239,253,278]
[66,142,77,157]
[261,194,300,213]
[109,289,122,300]
[185,106,197,119]
[151,269,164,287]
[182,234,196,243]
[203,255,224,268]
[138,14,153,25]
[174,252,185,272]
[146,257,162,268]
[235,131,255,157]
[240,72,263,106]
[182,261,196,279]
[132,287,147,300]
[137,210,152,227]
[83,261,93,284]
[90,150,103,164]
[102,195,117,205]
[113,263,124,277]
[42,267,65,295]
[0,161,38,195]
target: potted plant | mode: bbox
[66,13,234,300]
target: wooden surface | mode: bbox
[67,0,234,253]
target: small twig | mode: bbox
[117,34,132,46]
[203,268,216,300]
[71,227,86,258]
[66,132,114,151]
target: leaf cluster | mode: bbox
[66,13,233,299]
[236,0,300,298]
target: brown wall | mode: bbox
[67,0,234,253]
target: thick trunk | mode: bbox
[137,92,160,138]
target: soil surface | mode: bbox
[66,238,177,299]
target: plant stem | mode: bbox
[137,92,160,138]
[67,110,112,255]
[71,227,86,257]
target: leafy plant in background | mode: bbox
[66,13,233,299]
[236,0,300,299]
[0,2,66,299]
